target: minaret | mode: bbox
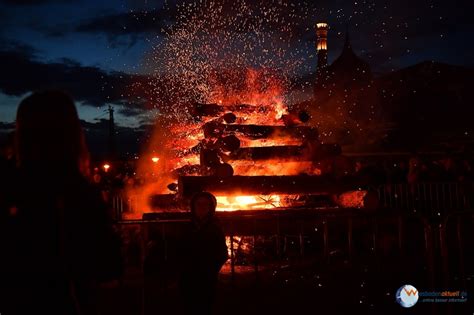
[316,22,328,70]
[314,22,329,96]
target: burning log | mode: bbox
[222,112,237,124]
[281,111,311,127]
[298,111,311,123]
[193,103,259,117]
[173,163,234,177]
[178,175,367,198]
[281,114,300,127]
[227,143,341,161]
[200,147,221,167]
[217,135,241,152]
[203,122,318,140]
[214,163,234,177]
[229,146,303,160]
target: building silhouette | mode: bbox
[311,22,378,144]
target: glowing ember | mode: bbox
[337,190,368,208]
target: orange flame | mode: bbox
[125,68,313,217]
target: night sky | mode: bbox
[0,0,473,129]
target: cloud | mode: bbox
[0,121,15,130]
[0,39,196,124]
[0,39,40,59]
[118,106,147,117]
[0,0,66,5]
[0,41,149,108]
[76,9,172,37]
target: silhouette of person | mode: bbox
[0,90,122,315]
[0,132,15,217]
[179,192,228,315]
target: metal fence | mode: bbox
[112,182,474,285]
[112,190,474,315]
[115,211,473,283]
[376,182,474,215]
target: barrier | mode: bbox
[109,182,473,314]
[376,182,474,215]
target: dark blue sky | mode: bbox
[0,0,473,127]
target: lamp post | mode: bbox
[103,163,111,172]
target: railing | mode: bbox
[113,208,473,314]
[107,182,474,314]
[112,193,141,218]
[376,182,474,215]
[115,211,446,279]
[439,210,474,287]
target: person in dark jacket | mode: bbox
[0,90,122,315]
[179,192,228,315]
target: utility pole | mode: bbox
[108,105,117,160]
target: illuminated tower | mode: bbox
[316,22,328,70]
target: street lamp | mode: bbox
[103,163,111,172]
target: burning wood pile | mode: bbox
[146,101,370,213]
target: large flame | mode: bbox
[124,68,299,218]
[120,0,370,217]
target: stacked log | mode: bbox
[164,103,357,209]
[178,175,366,198]
[227,143,341,161]
[203,122,318,140]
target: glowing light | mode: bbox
[317,41,328,51]
[151,157,160,163]
[103,164,111,172]
[316,22,328,51]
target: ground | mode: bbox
[98,257,473,315]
